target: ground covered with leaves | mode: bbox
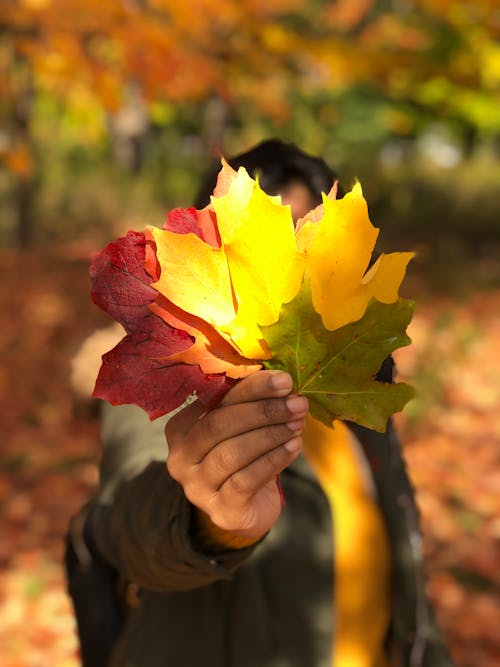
[1,247,499,667]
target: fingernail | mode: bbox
[287,418,305,433]
[269,371,293,392]
[284,436,302,454]
[286,395,308,415]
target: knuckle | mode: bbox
[262,445,288,473]
[261,398,284,422]
[183,478,200,505]
[164,413,182,443]
[206,503,234,532]
[221,376,250,405]
[165,450,180,479]
[266,424,292,446]
[201,412,225,442]
[211,444,238,476]
[166,453,196,493]
[182,467,209,507]
[226,470,251,496]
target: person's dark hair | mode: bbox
[194,139,342,208]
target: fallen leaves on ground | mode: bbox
[0,246,499,666]
[394,291,500,667]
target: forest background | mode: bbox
[1,1,499,666]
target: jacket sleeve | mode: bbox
[349,416,454,666]
[90,402,259,593]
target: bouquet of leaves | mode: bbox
[91,161,415,432]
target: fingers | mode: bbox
[194,392,307,458]
[167,388,308,484]
[220,370,294,406]
[196,420,304,492]
[166,371,307,464]
[219,437,302,499]
[165,371,294,442]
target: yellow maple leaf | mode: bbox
[297,182,414,331]
[212,164,305,357]
[149,227,236,328]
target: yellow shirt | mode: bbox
[303,416,391,667]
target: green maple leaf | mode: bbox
[261,281,415,432]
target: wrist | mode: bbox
[191,508,263,554]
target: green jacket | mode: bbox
[83,400,454,667]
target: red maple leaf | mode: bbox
[163,206,220,247]
[90,230,234,419]
[90,230,157,333]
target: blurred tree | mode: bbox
[1,0,499,245]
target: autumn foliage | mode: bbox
[3,0,499,114]
[91,162,415,430]
[2,0,499,181]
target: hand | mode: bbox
[165,370,308,541]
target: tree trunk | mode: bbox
[16,175,36,248]
[13,60,36,248]
[201,94,231,156]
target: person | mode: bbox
[66,140,454,667]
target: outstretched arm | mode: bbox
[90,370,307,592]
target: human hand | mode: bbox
[165,370,308,542]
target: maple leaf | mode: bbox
[297,183,414,331]
[149,226,236,328]
[90,230,157,333]
[212,165,305,357]
[90,231,235,418]
[261,280,415,432]
[212,165,304,325]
